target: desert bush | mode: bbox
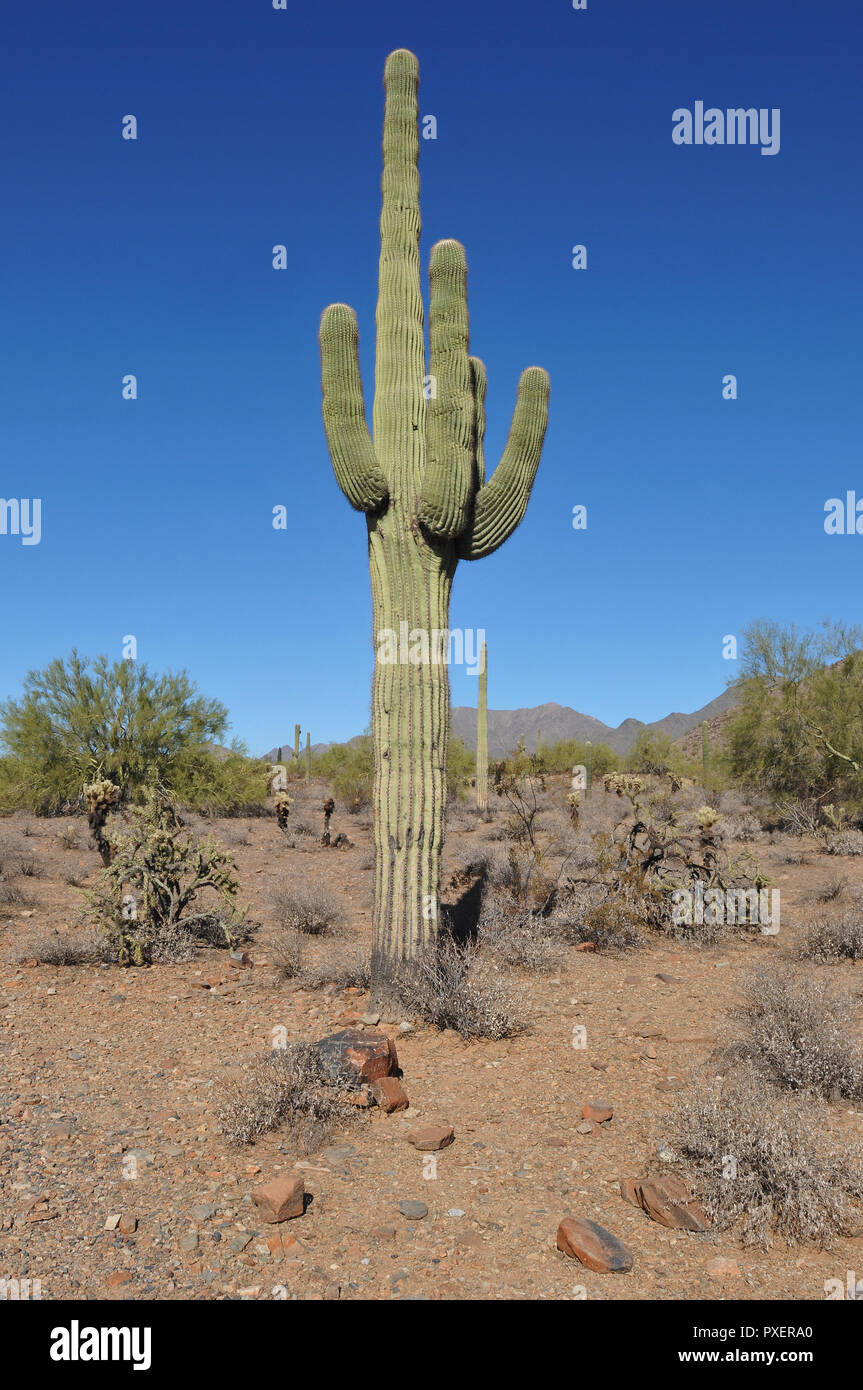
[298,949,372,993]
[823,829,863,857]
[84,793,241,965]
[218,1043,355,1149]
[722,812,762,843]
[11,927,113,966]
[799,906,863,963]
[477,897,562,972]
[552,890,647,952]
[727,965,863,1100]
[54,822,82,850]
[663,1063,863,1249]
[0,882,34,912]
[812,873,849,903]
[270,881,345,937]
[393,935,525,1039]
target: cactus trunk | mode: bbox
[294,724,301,762]
[319,51,549,990]
[476,642,488,812]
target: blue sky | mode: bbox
[1,0,861,752]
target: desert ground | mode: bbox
[2,781,862,1302]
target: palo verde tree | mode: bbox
[0,651,229,811]
[318,51,549,986]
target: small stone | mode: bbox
[576,1121,594,1135]
[406,1125,454,1152]
[397,1021,413,1035]
[314,1028,399,1085]
[398,1200,428,1220]
[374,1225,397,1240]
[106,1271,131,1288]
[371,1077,409,1113]
[448,1208,465,1218]
[575,942,596,952]
[360,1012,381,1026]
[556,1217,633,1273]
[324,1283,341,1300]
[622,1175,709,1232]
[191,1204,218,1223]
[656,973,676,983]
[582,1101,613,1124]
[180,1231,199,1253]
[230,1233,253,1253]
[251,1174,305,1223]
[118,1214,138,1235]
[104,1214,121,1231]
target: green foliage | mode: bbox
[725,619,863,806]
[538,738,619,779]
[447,735,475,798]
[313,736,374,811]
[85,792,241,965]
[625,729,686,778]
[0,652,229,813]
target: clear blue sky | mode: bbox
[1,0,861,752]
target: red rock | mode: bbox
[118,1214,138,1234]
[371,1077,409,1113]
[622,1175,709,1232]
[575,942,596,952]
[106,1271,131,1287]
[556,1217,633,1273]
[251,1174,305,1223]
[314,1028,399,1084]
[582,1101,614,1124]
[406,1125,455,1151]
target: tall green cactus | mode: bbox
[476,642,488,812]
[294,724,301,762]
[319,50,549,983]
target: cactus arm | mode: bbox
[417,239,474,537]
[374,49,425,492]
[470,356,487,488]
[457,366,550,560]
[319,304,389,512]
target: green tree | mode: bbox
[725,619,863,804]
[0,651,228,811]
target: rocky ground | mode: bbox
[2,791,862,1301]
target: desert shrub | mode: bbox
[270,881,345,937]
[722,812,762,843]
[0,882,35,913]
[799,906,863,963]
[15,854,42,878]
[218,1042,355,1149]
[11,927,113,966]
[446,735,476,799]
[84,793,241,965]
[663,1063,863,1249]
[271,926,303,979]
[54,822,83,850]
[298,949,372,993]
[812,873,849,903]
[393,935,525,1039]
[477,897,562,972]
[553,890,646,952]
[314,737,374,812]
[62,866,85,887]
[727,965,863,1100]
[823,829,863,857]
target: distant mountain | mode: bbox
[449,687,740,757]
[261,688,741,761]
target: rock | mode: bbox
[406,1125,454,1151]
[621,1175,709,1232]
[180,1231,199,1253]
[325,1283,341,1300]
[251,1174,305,1223]
[230,1233,253,1253]
[397,1021,414,1035]
[118,1214,138,1235]
[556,1217,633,1273]
[371,1077,409,1113]
[104,1214,121,1231]
[360,1012,381,1026]
[582,1101,613,1124]
[398,1200,428,1220]
[191,1203,218,1223]
[575,942,596,952]
[106,1271,131,1288]
[706,1256,742,1283]
[656,973,676,983]
[576,1121,594,1135]
[374,1225,397,1240]
[314,1028,399,1085]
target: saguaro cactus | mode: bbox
[319,50,549,983]
[294,724,301,762]
[476,642,488,812]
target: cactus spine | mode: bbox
[319,50,549,985]
[476,642,488,812]
[585,740,593,800]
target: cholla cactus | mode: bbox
[696,805,721,833]
[604,773,645,801]
[83,778,121,865]
[319,51,549,984]
[274,791,292,831]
